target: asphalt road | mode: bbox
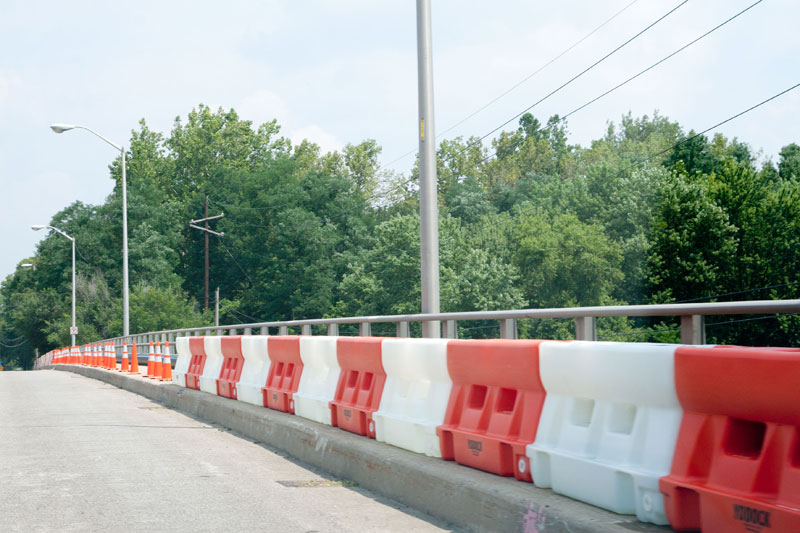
[0,370,451,532]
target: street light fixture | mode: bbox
[32,225,77,346]
[50,123,129,338]
[20,263,36,271]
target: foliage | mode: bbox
[3,104,798,365]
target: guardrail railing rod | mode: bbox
[36,299,800,367]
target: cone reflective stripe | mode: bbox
[130,341,139,374]
[146,342,155,378]
[121,341,129,372]
[161,341,172,381]
[153,342,163,380]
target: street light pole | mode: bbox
[50,123,130,338]
[32,225,76,346]
[416,0,441,338]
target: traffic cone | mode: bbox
[104,342,111,369]
[146,341,155,378]
[121,341,129,372]
[91,344,98,367]
[111,342,118,370]
[161,341,172,382]
[153,342,163,381]
[130,341,140,374]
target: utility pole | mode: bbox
[205,197,210,309]
[189,201,224,311]
[417,0,441,338]
[214,287,220,327]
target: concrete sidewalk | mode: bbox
[48,365,670,532]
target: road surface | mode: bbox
[0,370,451,532]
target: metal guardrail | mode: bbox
[113,298,800,347]
[34,299,800,368]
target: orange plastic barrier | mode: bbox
[660,346,800,531]
[437,339,546,482]
[217,336,244,399]
[329,337,385,438]
[185,337,207,390]
[262,336,303,412]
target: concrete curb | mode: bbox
[53,365,668,533]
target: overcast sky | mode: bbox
[1,0,798,281]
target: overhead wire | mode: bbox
[383,0,642,168]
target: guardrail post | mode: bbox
[575,317,597,341]
[444,320,458,339]
[359,322,372,337]
[228,328,237,336]
[327,324,339,336]
[301,324,312,336]
[260,326,268,336]
[680,315,706,345]
[396,321,410,338]
[499,318,518,339]
[244,327,252,335]
[279,326,288,336]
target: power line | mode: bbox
[214,235,254,286]
[476,0,689,145]
[0,338,29,349]
[561,0,765,122]
[383,0,642,168]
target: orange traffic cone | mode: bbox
[121,341,129,372]
[130,341,140,374]
[161,341,172,382]
[103,342,110,369]
[153,342,163,381]
[146,341,155,378]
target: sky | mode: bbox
[1,0,798,281]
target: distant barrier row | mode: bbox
[44,337,800,531]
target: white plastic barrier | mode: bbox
[293,336,340,425]
[236,336,271,406]
[173,337,192,387]
[373,338,451,457]
[527,341,682,525]
[198,336,224,395]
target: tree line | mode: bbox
[2,104,798,368]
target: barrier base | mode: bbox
[262,387,295,413]
[293,393,333,425]
[529,448,668,525]
[185,373,201,390]
[217,379,238,400]
[330,402,376,438]
[236,383,264,407]
[172,372,186,388]
[660,480,800,531]
[374,414,442,458]
[198,376,217,395]
[437,428,531,482]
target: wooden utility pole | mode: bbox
[205,196,209,309]
[189,200,225,311]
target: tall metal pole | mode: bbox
[71,238,76,346]
[205,196,210,310]
[416,0,441,338]
[121,149,130,338]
